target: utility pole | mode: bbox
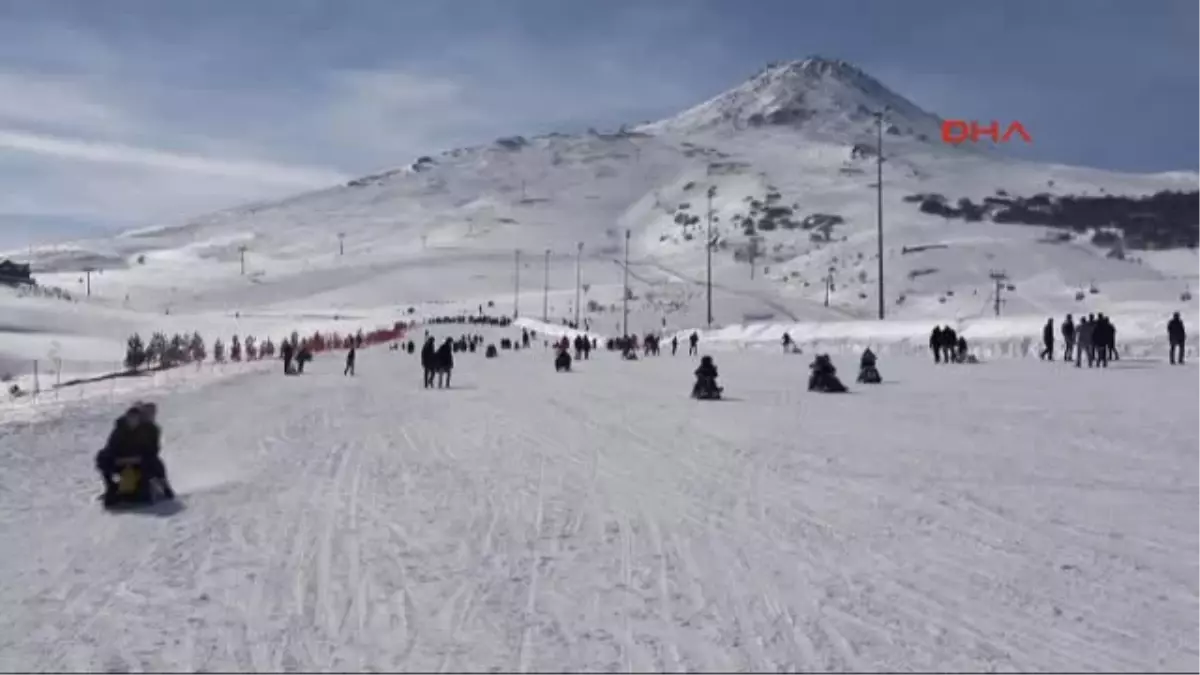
[513,249,521,319]
[542,248,550,322]
[622,229,630,337]
[82,266,94,297]
[874,107,889,320]
[748,235,763,280]
[338,232,345,256]
[990,270,1008,317]
[706,185,716,328]
[824,267,835,307]
[239,246,248,276]
[574,242,583,328]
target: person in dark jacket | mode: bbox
[857,348,882,383]
[1167,312,1187,364]
[941,326,958,364]
[420,337,437,388]
[134,402,173,498]
[435,338,454,388]
[692,355,721,397]
[95,402,172,500]
[671,335,678,356]
[695,355,717,380]
[1061,314,1075,362]
[1107,320,1119,362]
[688,331,699,356]
[281,340,295,374]
[1039,318,1054,361]
[344,346,356,376]
[1093,314,1113,368]
[96,406,142,497]
[955,335,968,363]
[929,326,943,363]
[1075,316,1093,368]
[808,354,848,392]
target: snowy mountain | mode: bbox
[638,57,944,143]
[2,56,1197,379]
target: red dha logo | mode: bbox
[941,120,1032,144]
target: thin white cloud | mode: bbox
[0,129,348,187]
[315,68,489,157]
[0,70,136,136]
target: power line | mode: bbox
[874,107,890,320]
[706,185,716,328]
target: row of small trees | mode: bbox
[124,332,281,372]
[123,324,407,373]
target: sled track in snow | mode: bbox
[0,347,1195,671]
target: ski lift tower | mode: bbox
[989,270,1009,317]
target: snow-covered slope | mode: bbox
[3,57,1197,376]
[1,347,1196,671]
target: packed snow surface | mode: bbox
[1,344,1195,672]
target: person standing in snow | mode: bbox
[1075,315,1094,368]
[1039,318,1055,361]
[435,337,455,388]
[1093,314,1112,368]
[421,337,437,388]
[940,326,958,364]
[929,326,943,364]
[688,331,699,356]
[344,346,356,376]
[671,335,678,356]
[1167,312,1187,364]
[1061,314,1075,362]
[281,339,295,375]
[1107,320,1119,362]
[782,332,793,353]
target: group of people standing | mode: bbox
[1042,314,1118,367]
[420,336,456,388]
[928,326,969,364]
[1041,312,1188,367]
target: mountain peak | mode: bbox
[640,56,943,142]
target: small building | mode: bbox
[0,259,34,287]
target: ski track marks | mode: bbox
[0,346,1196,672]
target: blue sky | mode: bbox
[0,0,1195,249]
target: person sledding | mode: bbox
[691,355,723,399]
[857,348,882,384]
[808,354,848,393]
[95,402,174,507]
[555,345,572,372]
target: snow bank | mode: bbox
[513,317,608,342]
[676,309,1199,359]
